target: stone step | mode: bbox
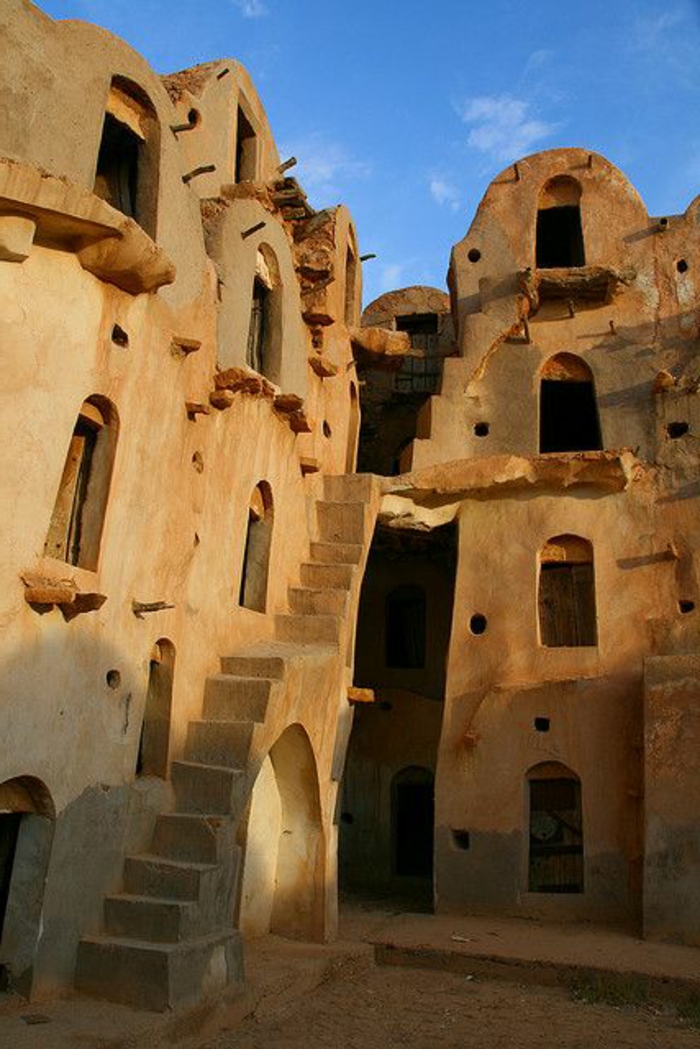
[219,652,286,680]
[75,929,243,1011]
[310,541,364,565]
[288,586,348,616]
[275,612,341,644]
[203,674,275,721]
[171,759,247,815]
[151,813,232,865]
[104,893,198,944]
[184,720,255,771]
[316,500,368,544]
[300,561,354,590]
[123,855,218,902]
[323,473,376,503]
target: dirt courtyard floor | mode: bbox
[195,960,700,1049]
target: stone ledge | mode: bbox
[0,157,175,294]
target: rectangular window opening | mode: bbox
[536,205,585,269]
[94,112,141,221]
[539,562,597,647]
[235,106,257,183]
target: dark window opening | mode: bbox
[679,600,695,614]
[94,112,140,221]
[344,247,357,324]
[529,775,583,893]
[137,640,175,779]
[395,313,439,355]
[111,324,129,348]
[536,205,585,268]
[539,561,597,647]
[667,421,689,439]
[0,814,21,938]
[534,717,550,733]
[393,768,434,877]
[235,105,257,182]
[474,421,489,437]
[540,380,602,453]
[451,829,471,850]
[246,277,269,374]
[385,585,426,668]
[240,482,273,612]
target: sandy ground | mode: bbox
[197,960,700,1049]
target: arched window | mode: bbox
[527,762,583,893]
[536,176,584,269]
[539,353,602,453]
[246,247,282,382]
[385,584,426,668]
[538,535,597,647]
[234,102,258,183]
[344,245,357,325]
[392,766,434,877]
[44,396,118,570]
[136,639,175,779]
[93,77,160,238]
[239,481,274,612]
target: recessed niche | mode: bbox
[679,600,695,614]
[474,422,489,437]
[667,422,689,439]
[106,669,121,690]
[187,108,201,127]
[192,451,204,473]
[468,248,481,263]
[469,614,487,636]
[534,717,550,733]
[677,259,689,274]
[111,324,129,348]
[451,829,471,850]
[323,420,332,438]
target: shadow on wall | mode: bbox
[0,630,173,997]
[237,723,326,943]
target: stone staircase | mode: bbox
[75,474,377,1010]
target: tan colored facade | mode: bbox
[0,0,699,1014]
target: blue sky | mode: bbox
[39,0,700,305]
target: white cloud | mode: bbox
[279,133,371,201]
[456,94,557,164]
[429,176,461,211]
[232,0,268,18]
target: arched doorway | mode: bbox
[539,353,602,454]
[527,762,583,894]
[392,766,434,878]
[238,725,325,941]
[0,777,55,995]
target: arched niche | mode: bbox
[246,244,283,383]
[391,766,434,878]
[526,762,583,894]
[239,481,274,613]
[536,175,585,268]
[44,395,119,571]
[538,535,597,647]
[136,639,175,778]
[94,76,160,238]
[0,777,55,995]
[238,724,324,941]
[539,353,602,454]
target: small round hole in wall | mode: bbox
[677,258,689,274]
[534,717,550,733]
[468,248,481,263]
[679,600,695,614]
[473,422,489,438]
[106,669,121,690]
[667,421,689,439]
[323,420,332,438]
[469,614,487,636]
[188,108,201,127]
[192,451,204,473]
[111,324,129,348]
[451,829,471,850]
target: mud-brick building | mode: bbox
[1,0,699,1017]
[341,150,700,941]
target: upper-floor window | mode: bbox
[536,176,584,269]
[538,534,597,647]
[235,104,257,183]
[539,353,602,454]
[44,396,118,571]
[94,78,159,238]
[239,481,274,612]
[344,246,357,325]
[246,246,282,382]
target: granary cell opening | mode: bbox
[93,78,159,238]
[344,246,357,325]
[538,535,597,647]
[234,104,257,182]
[539,353,602,454]
[527,763,584,894]
[44,396,118,571]
[246,247,282,382]
[239,481,274,612]
[136,640,175,778]
[536,176,585,269]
